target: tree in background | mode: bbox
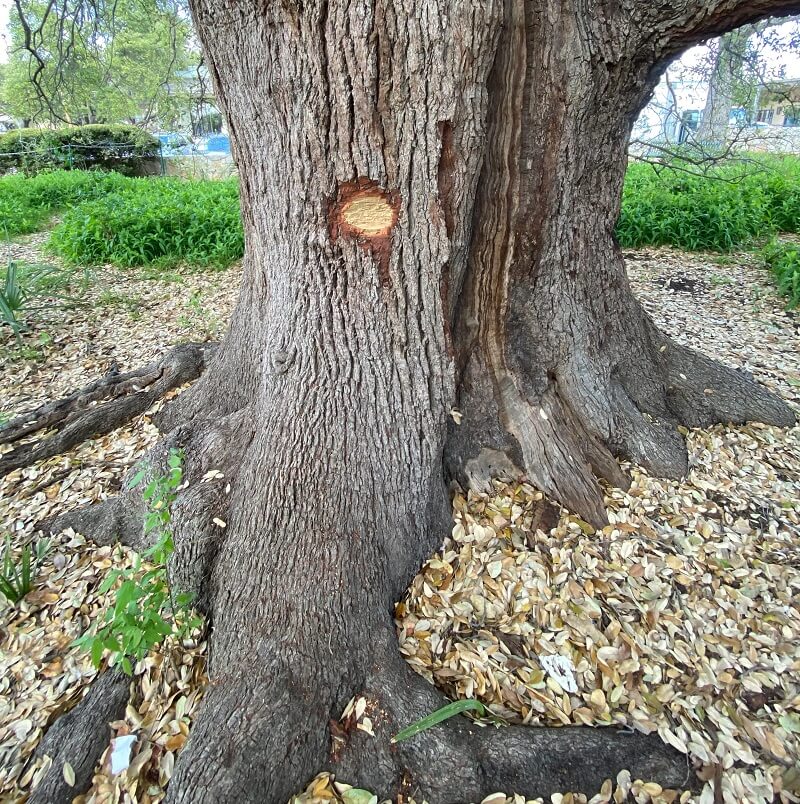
[1,0,196,128]
[696,25,764,143]
[5,1,800,803]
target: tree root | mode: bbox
[39,407,251,609]
[166,637,691,802]
[449,316,797,527]
[0,343,214,477]
[28,669,131,804]
[42,495,148,549]
[166,667,335,804]
[332,651,693,800]
[660,341,796,429]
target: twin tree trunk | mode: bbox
[50,0,800,801]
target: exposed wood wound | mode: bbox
[328,178,399,286]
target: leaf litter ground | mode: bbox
[0,240,798,804]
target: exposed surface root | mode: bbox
[449,319,797,526]
[164,613,689,803]
[0,343,214,476]
[332,652,692,800]
[661,341,796,429]
[27,670,130,804]
[41,495,147,549]
[39,406,250,607]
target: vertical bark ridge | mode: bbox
[451,0,652,524]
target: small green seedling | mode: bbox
[76,448,201,674]
[0,535,50,604]
[391,699,486,743]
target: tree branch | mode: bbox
[643,0,800,62]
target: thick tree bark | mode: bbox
[36,0,800,801]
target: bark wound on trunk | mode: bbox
[327,178,399,285]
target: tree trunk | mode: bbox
[39,0,799,801]
[444,1,794,526]
[696,26,757,144]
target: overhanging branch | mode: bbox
[642,0,800,62]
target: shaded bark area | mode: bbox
[28,670,130,804]
[447,0,796,527]
[0,343,212,476]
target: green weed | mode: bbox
[708,273,735,287]
[75,449,201,674]
[1,259,84,349]
[97,289,143,314]
[49,177,243,269]
[0,535,50,604]
[392,699,486,743]
[617,155,800,252]
[0,170,129,237]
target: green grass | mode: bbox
[760,239,800,308]
[4,157,800,303]
[0,170,129,237]
[48,177,243,269]
[616,155,800,252]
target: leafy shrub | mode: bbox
[0,125,160,175]
[760,239,800,308]
[617,155,800,251]
[0,169,128,236]
[49,176,243,268]
[76,449,201,674]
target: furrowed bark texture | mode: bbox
[57,0,798,801]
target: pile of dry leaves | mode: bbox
[1,239,798,804]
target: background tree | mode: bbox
[1,0,195,127]
[629,18,800,162]
[695,25,764,143]
[6,0,800,802]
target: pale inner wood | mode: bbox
[341,195,394,235]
